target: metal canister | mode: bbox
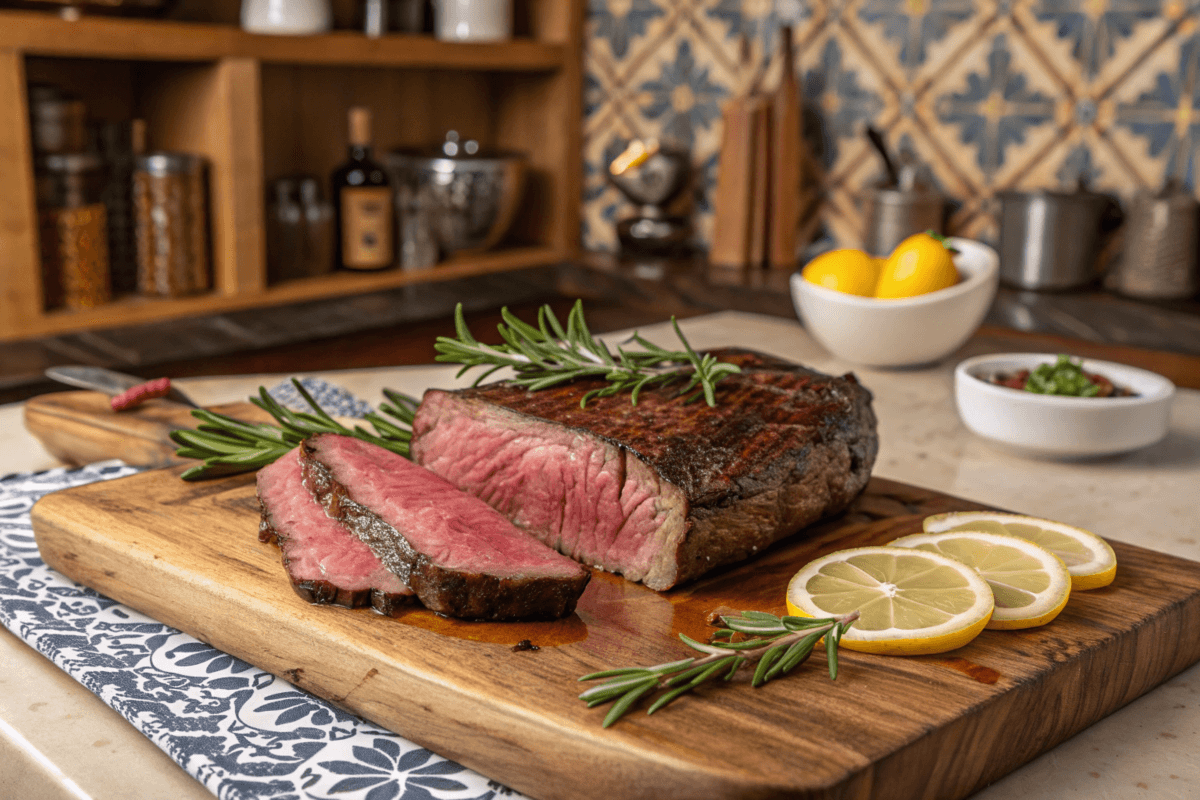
[36,153,111,310]
[862,185,945,256]
[1105,183,1199,299]
[861,157,946,255]
[998,188,1124,290]
[134,152,210,297]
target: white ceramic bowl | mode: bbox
[955,353,1175,457]
[790,237,1000,367]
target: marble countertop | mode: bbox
[3,311,1198,800]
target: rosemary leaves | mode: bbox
[578,609,859,727]
[173,301,737,479]
[170,379,417,481]
[434,300,741,407]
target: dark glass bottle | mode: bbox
[332,107,393,271]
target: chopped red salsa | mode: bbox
[987,356,1136,398]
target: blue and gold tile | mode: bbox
[688,0,824,77]
[1014,0,1183,96]
[1106,22,1200,192]
[798,22,898,187]
[919,21,1071,191]
[587,0,673,63]
[846,0,990,93]
[629,36,731,151]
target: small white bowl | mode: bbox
[955,353,1175,458]
[790,237,1000,367]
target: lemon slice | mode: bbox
[923,511,1117,591]
[890,531,1071,630]
[785,546,994,656]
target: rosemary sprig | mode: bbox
[169,379,418,481]
[578,609,859,727]
[434,300,741,407]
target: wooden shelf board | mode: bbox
[0,11,565,70]
[11,246,564,341]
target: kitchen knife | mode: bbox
[44,366,199,408]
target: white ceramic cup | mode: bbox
[241,0,332,35]
[433,0,513,42]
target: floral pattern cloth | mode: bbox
[0,437,526,800]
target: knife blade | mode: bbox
[44,366,200,408]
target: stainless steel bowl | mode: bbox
[386,144,526,256]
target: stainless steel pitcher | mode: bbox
[998,188,1123,290]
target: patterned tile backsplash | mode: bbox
[582,0,1200,255]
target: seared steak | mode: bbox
[411,349,878,590]
[300,434,591,621]
[257,448,413,615]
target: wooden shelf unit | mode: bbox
[0,1,583,342]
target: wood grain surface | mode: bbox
[31,469,1200,800]
[22,392,270,468]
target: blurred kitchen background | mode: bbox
[1,0,1199,403]
[584,0,1200,253]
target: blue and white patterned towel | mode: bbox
[0,378,529,800]
[267,378,375,420]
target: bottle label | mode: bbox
[341,186,393,269]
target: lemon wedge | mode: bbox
[785,546,994,656]
[890,531,1072,630]
[923,511,1117,591]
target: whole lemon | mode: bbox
[801,249,880,297]
[874,232,959,299]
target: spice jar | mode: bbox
[267,177,303,284]
[100,119,145,295]
[134,152,210,297]
[36,153,111,310]
[299,177,335,277]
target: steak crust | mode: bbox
[300,434,591,621]
[411,349,878,590]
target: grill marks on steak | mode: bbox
[256,448,413,615]
[299,434,591,621]
[411,349,878,590]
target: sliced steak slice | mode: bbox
[411,349,878,591]
[300,434,591,621]
[257,448,413,615]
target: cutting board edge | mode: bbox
[866,580,1200,800]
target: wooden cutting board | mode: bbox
[23,391,271,468]
[31,468,1200,800]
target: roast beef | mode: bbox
[256,448,414,615]
[411,349,878,590]
[299,434,591,621]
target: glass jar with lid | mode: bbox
[36,153,111,310]
[134,152,210,297]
